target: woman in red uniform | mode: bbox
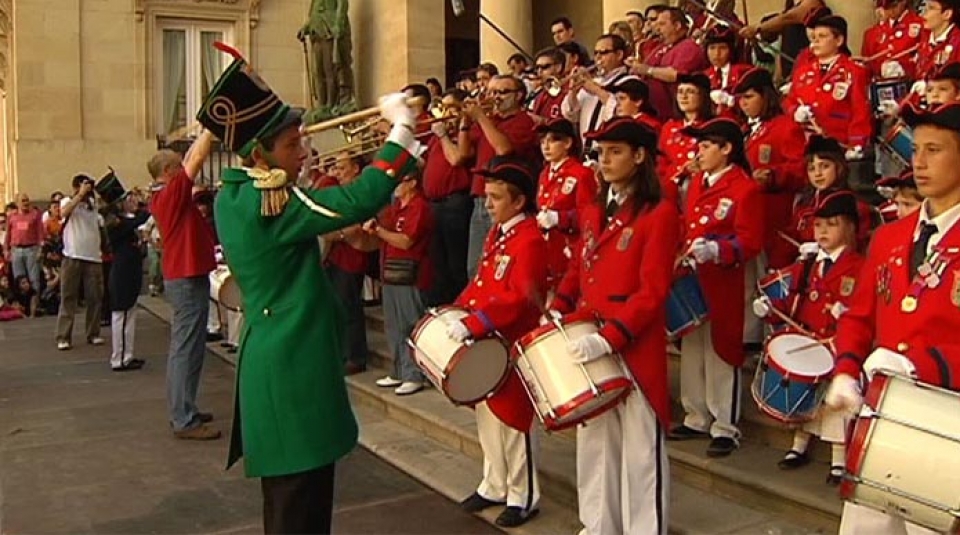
[702,25,752,121]
[658,73,715,204]
[735,67,808,269]
[534,118,597,288]
[669,117,765,458]
[549,117,679,535]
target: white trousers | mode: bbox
[475,401,540,511]
[839,502,938,535]
[801,404,849,444]
[577,389,669,535]
[223,306,243,346]
[207,299,220,333]
[680,321,741,439]
[110,309,137,368]
[743,257,763,345]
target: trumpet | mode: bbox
[308,115,460,166]
[543,65,599,97]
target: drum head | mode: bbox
[445,338,510,404]
[767,333,834,379]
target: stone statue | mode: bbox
[298,0,357,123]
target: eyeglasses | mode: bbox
[594,49,617,56]
[535,63,556,70]
[489,89,519,96]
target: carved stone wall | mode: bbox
[0,0,9,92]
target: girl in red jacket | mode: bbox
[657,73,715,204]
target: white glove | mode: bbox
[567,333,613,364]
[877,99,899,118]
[779,82,793,95]
[710,89,735,107]
[753,296,772,318]
[911,80,927,96]
[380,93,417,151]
[824,374,863,415]
[446,320,471,343]
[538,309,562,326]
[793,104,812,124]
[830,301,848,319]
[798,241,820,259]
[863,347,917,380]
[689,237,720,264]
[880,60,906,79]
[845,145,864,161]
[536,209,560,230]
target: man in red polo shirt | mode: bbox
[456,74,538,279]
[148,130,220,440]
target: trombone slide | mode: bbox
[301,96,425,135]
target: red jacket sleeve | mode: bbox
[834,240,881,378]
[716,182,765,266]
[847,65,874,148]
[769,119,809,193]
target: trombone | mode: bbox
[542,64,599,97]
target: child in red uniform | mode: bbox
[754,191,864,484]
[607,76,661,130]
[702,25,752,120]
[668,118,765,458]
[877,169,924,222]
[549,118,680,535]
[860,0,924,81]
[909,0,960,102]
[534,118,597,288]
[735,67,809,269]
[658,73,715,204]
[447,155,548,528]
[826,100,960,534]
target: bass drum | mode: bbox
[210,265,242,311]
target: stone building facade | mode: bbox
[4,0,877,200]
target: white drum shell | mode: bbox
[210,265,242,311]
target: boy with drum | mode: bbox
[445,156,548,528]
[668,118,765,458]
[754,191,864,484]
[826,101,960,534]
[547,118,680,535]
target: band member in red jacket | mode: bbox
[608,76,661,130]
[861,0,924,81]
[877,169,924,222]
[668,118,765,458]
[825,101,960,534]
[784,13,873,154]
[754,191,864,484]
[912,0,960,96]
[658,73,715,204]
[549,117,679,535]
[702,25,752,121]
[447,156,548,528]
[735,67,809,269]
[535,118,597,287]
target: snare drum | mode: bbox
[665,272,709,340]
[513,312,633,431]
[210,265,242,311]
[757,269,793,301]
[408,306,510,405]
[842,373,960,533]
[751,332,834,423]
[881,121,914,166]
[870,78,910,110]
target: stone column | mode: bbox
[828,1,876,55]
[479,0,533,67]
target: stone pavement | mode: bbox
[0,311,499,534]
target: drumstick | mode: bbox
[785,339,827,355]
[766,304,816,338]
[854,44,919,65]
[777,230,801,248]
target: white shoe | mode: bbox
[87,336,105,346]
[376,376,403,388]
[57,340,71,351]
[395,382,423,396]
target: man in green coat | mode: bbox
[200,46,421,534]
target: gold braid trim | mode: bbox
[246,167,291,217]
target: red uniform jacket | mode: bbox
[633,112,661,131]
[860,11,924,80]
[789,187,877,251]
[835,211,960,391]
[704,63,752,120]
[914,25,960,83]
[537,158,597,284]
[784,55,873,148]
[683,166,765,366]
[531,89,566,122]
[455,216,549,431]
[658,118,701,203]
[744,114,808,269]
[551,198,681,428]
[765,250,865,339]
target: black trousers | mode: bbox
[423,191,472,307]
[261,464,336,535]
[325,264,368,366]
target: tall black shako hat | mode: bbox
[473,156,538,212]
[197,42,300,158]
[95,167,129,206]
[681,117,751,173]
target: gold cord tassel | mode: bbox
[247,167,291,217]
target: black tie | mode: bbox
[821,258,834,276]
[819,63,829,75]
[604,199,619,225]
[911,223,939,278]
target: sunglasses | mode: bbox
[535,63,556,70]
[489,89,519,96]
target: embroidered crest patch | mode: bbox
[832,82,849,100]
[952,270,960,307]
[617,228,634,251]
[841,276,855,297]
[561,177,577,195]
[909,24,920,38]
[714,198,734,220]
[759,145,772,165]
[494,255,511,281]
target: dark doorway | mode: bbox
[444,0,480,89]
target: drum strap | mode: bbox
[791,256,818,319]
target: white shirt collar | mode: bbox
[500,213,527,234]
[915,199,960,245]
[606,187,629,206]
[931,24,955,45]
[550,157,569,173]
[816,245,845,264]
[705,165,733,188]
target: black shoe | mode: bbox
[826,465,844,486]
[206,332,224,342]
[460,492,504,513]
[495,506,539,528]
[197,412,214,424]
[667,425,710,441]
[219,341,233,348]
[226,346,237,354]
[778,450,810,470]
[112,359,145,372]
[706,436,739,457]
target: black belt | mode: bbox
[13,244,39,249]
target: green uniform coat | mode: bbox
[215,142,415,477]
